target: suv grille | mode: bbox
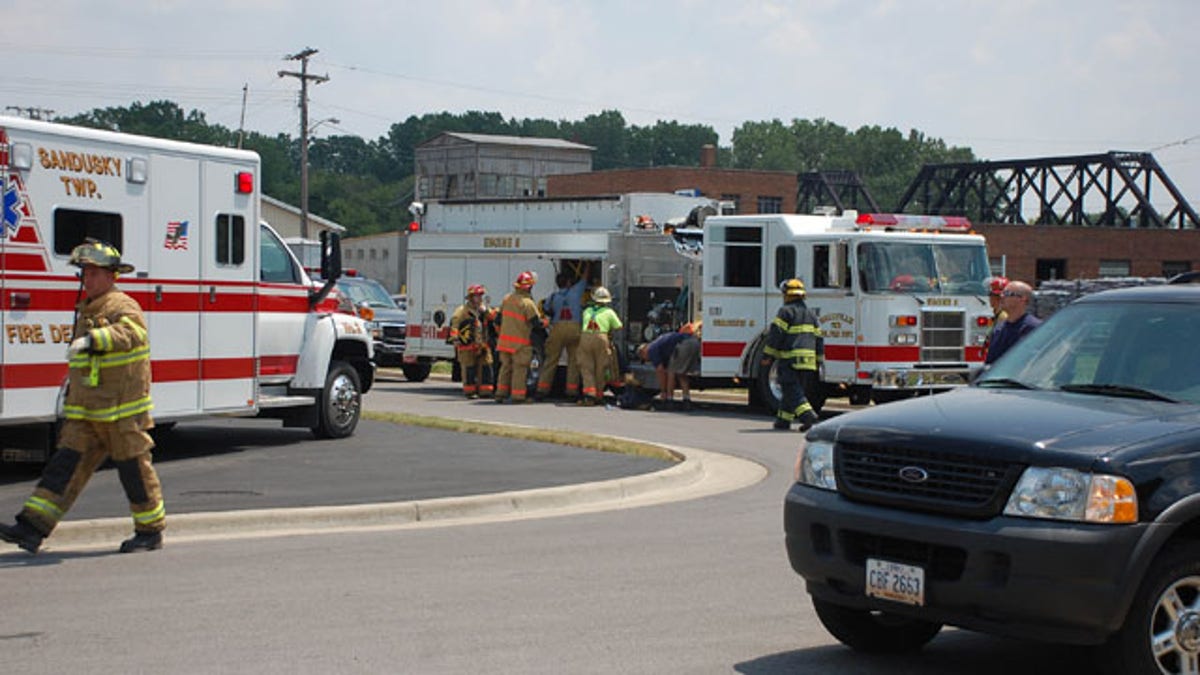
[921,310,964,362]
[837,442,1022,518]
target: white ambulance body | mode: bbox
[405,196,992,410]
[0,116,374,460]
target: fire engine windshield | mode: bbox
[857,242,990,295]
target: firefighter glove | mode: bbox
[67,335,93,357]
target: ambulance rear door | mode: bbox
[199,159,256,413]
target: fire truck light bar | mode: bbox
[857,213,972,231]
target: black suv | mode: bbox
[785,278,1200,673]
[333,275,407,367]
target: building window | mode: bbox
[1036,258,1067,282]
[720,194,741,214]
[382,249,389,260]
[1098,259,1131,278]
[1163,260,1191,278]
[370,249,377,260]
[989,257,1005,277]
[757,196,783,214]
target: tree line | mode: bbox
[55,101,975,237]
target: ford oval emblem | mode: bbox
[898,466,930,483]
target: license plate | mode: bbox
[865,558,925,606]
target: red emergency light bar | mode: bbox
[856,213,972,231]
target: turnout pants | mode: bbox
[495,345,533,402]
[457,347,494,398]
[536,322,581,398]
[577,332,612,402]
[777,366,817,424]
[19,416,165,537]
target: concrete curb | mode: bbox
[45,435,766,551]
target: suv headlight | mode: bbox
[794,440,837,491]
[1003,467,1137,524]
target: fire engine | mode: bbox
[404,194,993,412]
[0,116,374,461]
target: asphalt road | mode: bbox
[0,378,1097,674]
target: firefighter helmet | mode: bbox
[514,271,537,289]
[466,283,487,298]
[781,278,806,297]
[68,239,135,274]
[989,276,1010,296]
[592,286,613,304]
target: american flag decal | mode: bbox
[164,220,189,250]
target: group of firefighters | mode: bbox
[448,264,629,407]
[445,267,830,433]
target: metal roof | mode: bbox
[431,132,594,152]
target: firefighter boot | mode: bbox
[119,531,163,554]
[0,519,45,554]
[798,411,821,432]
[773,419,791,431]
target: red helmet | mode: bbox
[514,271,536,289]
[989,276,1010,296]
[466,284,486,297]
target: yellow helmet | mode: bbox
[781,278,806,297]
[69,239,134,274]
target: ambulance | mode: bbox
[0,116,374,461]
[404,194,993,412]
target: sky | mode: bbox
[2,0,1198,213]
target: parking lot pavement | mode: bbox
[0,406,764,552]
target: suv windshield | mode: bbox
[336,278,398,309]
[857,242,990,295]
[978,299,1200,404]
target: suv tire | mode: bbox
[1101,541,1200,675]
[812,598,942,654]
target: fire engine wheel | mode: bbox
[754,359,825,416]
[313,360,362,439]
[401,363,432,382]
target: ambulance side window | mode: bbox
[53,209,122,255]
[216,214,245,265]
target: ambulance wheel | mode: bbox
[313,360,361,439]
[401,363,432,382]
[848,385,872,406]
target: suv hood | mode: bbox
[823,387,1200,467]
[368,307,406,324]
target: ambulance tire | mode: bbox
[313,360,362,439]
[401,363,432,382]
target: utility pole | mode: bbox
[237,83,248,149]
[278,47,329,240]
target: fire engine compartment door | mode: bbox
[147,155,202,417]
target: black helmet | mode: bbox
[69,239,134,274]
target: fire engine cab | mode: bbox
[0,116,374,461]
[405,194,992,412]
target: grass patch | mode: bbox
[363,410,680,463]
[431,361,452,375]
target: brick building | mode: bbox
[548,145,795,214]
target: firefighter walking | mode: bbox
[494,271,545,403]
[762,278,823,432]
[577,286,623,406]
[449,284,494,399]
[0,240,165,554]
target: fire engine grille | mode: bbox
[921,310,964,362]
[836,442,1022,518]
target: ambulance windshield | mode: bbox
[857,242,990,295]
